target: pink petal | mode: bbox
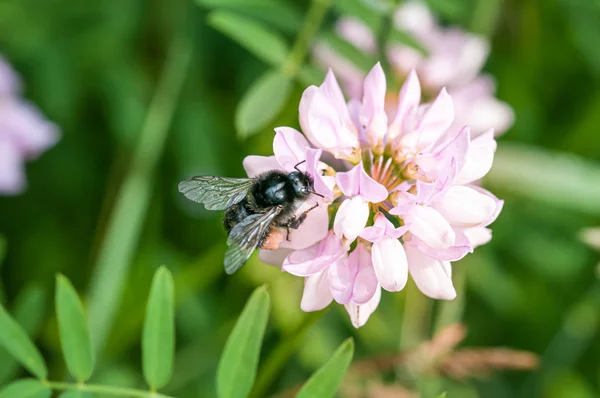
[389,69,421,139]
[460,227,492,248]
[280,199,329,250]
[405,245,456,300]
[335,163,388,203]
[305,148,334,201]
[350,243,378,304]
[407,234,472,262]
[0,137,25,194]
[372,238,408,292]
[418,126,470,179]
[345,285,381,328]
[336,18,377,52]
[0,56,21,95]
[415,88,454,150]
[243,155,282,178]
[273,127,311,171]
[283,232,346,276]
[406,205,455,249]
[360,213,408,242]
[258,248,292,266]
[455,129,497,185]
[333,196,369,242]
[433,185,497,227]
[469,185,504,227]
[361,63,388,145]
[328,256,357,304]
[301,270,334,312]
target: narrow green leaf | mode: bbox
[208,11,289,67]
[0,303,47,379]
[196,0,304,34]
[436,393,448,398]
[296,338,355,398]
[320,32,377,73]
[58,391,93,398]
[217,285,270,398]
[142,266,175,390]
[55,275,95,381]
[235,70,292,137]
[0,379,50,398]
[0,283,47,384]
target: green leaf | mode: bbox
[207,10,289,67]
[0,283,47,384]
[142,266,175,390]
[320,32,377,73]
[437,393,448,398]
[58,391,93,398]
[296,338,355,398]
[55,275,95,381]
[196,0,304,34]
[0,379,50,398]
[217,285,270,398]
[0,302,47,379]
[235,70,292,137]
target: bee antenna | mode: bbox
[310,190,324,198]
[294,160,307,172]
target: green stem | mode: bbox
[375,0,400,76]
[43,380,174,398]
[399,280,431,351]
[433,262,467,333]
[281,0,332,78]
[249,310,327,398]
[87,33,192,356]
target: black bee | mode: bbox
[178,162,323,274]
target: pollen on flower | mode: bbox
[255,62,503,329]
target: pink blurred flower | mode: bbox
[313,1,514,137]
[0,56,59,194]
[252,63,502,328]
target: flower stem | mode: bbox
[249,309,328,398]
[399,280,431,350]
[87,30,192,355]
[43,380,175,398]
[434,262,467,332]
[281,0,332,78]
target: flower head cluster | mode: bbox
[246,63,502,328]
[314,0,513,137]
[0,55,59,194]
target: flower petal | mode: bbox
[328,256,357,304]
[389,69,421,139]
[333,196,369,242]
[0,137,25,194]
[405,245,456,300]
[283,232,345,276]
[280,199,329,249]
[415,88,454,150]
[305,148,334,200]
[371,238,408,292]
[433,185,497,227]
[406,205,455,249]
[243,155,282,178]
[350,243,378,304]
[455,128,497,185]
[258,248,292,266]
[273,127,310,171]
[345,285,381,328]
[361,63,388,146]
[301,270,334,312]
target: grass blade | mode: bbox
[56,275,95,381]
[142,266,175,390]
[217,285,270,398]
[296,338,355,398]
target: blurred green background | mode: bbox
[1,0,600,397]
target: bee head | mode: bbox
[287,171,314,198]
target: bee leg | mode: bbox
[287,203,320,230]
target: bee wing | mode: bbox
[224,206,283,274]
[178,176,255,210]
